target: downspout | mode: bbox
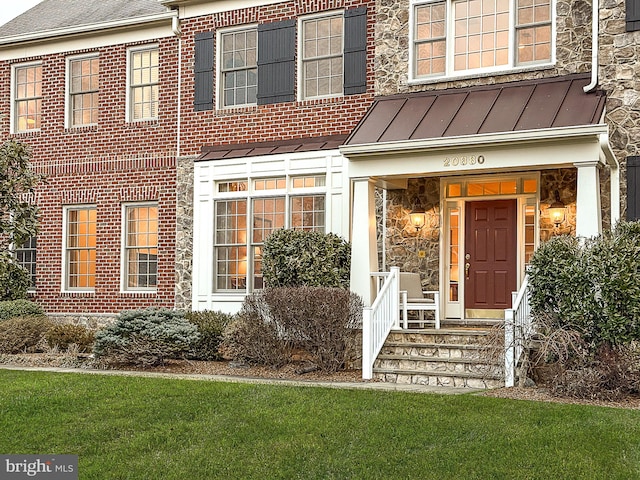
[583,0,599,92]
[172,14,182,157]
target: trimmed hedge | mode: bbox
[45,324,95,353]
[261,229,351,288]
[0,315,53,354]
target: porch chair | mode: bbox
[399,272,440,329]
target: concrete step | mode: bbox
[372,368,504,389]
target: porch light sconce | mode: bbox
[548,190,567,227]
[409,202,426,231]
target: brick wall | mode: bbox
[176,0,376,155]
[0,36,180,314]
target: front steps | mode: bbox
[373,327,504,389]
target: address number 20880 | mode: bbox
[443,155,485,167]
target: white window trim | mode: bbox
[408,0,556,84]
[61,205,97,293]
[297,10,345,102]
[216,24,259,110]
[126,44,159,123]
[213,174,328,293]
[10,61,43,135]
[120,202,159,293]
[65,53,99,130]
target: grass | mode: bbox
[1,370,639,479]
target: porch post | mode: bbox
[350,177,379,306]
[574,161,602,238]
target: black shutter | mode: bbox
[194,31,214,111]
[627,0,640,31]
[627,156,640,220]
[344,6,367,95]
[257,20,296,105]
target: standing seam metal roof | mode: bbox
[345,73,606,146]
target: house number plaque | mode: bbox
[443,155,485,167]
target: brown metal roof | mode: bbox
[345,74,606,146]
[198,135,348,161]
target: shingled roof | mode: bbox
[345,74,606,147]
[0,0,169,41]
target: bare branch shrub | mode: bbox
[223,287,362,372]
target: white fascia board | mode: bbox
[165,0,281,19]
[0,21,176,61]
[340,124,610,158]
[0,12,176,56]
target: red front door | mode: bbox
[464,200,517,313]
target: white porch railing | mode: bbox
[362,266,400,379]
[504,274,533,387]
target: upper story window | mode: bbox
[129,46,159,121]
[301,13,344,99]
[411,0,552,81]
[219,27,258,108]
[68,56,99,127]
[13,63,42,133]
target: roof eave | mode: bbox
[340,124,610,158]
[0,11,177,47]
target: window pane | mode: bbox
[221,29,258,107]
[14,64,42,132]
[15,237,37,288]
[66,207,96,290]
[302,15,343,99]
[130,48,159,119]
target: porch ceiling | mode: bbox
[344,74,606,147]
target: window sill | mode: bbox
[408,63,556,87]
[119,290,158,296]
[61,290,95,297]
[65,125,98,134]
[10,129,41,137]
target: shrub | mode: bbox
[93,308,200,367]
[45,324,95,353]
[185,310,234,361]
[224,287,362,372]
[262,229,351,288]
[529,221,640,348]
[0,315,53,354]
[0,253,31,301]
[0,299,43,321]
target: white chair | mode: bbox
[399,272,440,329]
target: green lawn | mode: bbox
[1,370,639,479]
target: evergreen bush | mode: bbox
[185,310,234,361]
[0,253,31,301]
[261,229,351,288]
[0,299,43,321]
[93,308,199,367]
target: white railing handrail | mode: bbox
[504,274,533,387]
[362,266,400,379]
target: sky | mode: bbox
[0,0,44,28]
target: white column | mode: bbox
[349,177,379,306]
[574,161,602,238]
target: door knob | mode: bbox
[465,262,470,278]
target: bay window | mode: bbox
[213,176,326,292]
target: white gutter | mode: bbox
[0,12,177,47]
[583,0,599,92]
[340,124,610,158]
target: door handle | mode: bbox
[465,262,470,278]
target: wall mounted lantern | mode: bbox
[548,190,567,227]
[409,200,426,231]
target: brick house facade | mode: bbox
[0,3,180,323]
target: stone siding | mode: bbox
[175,156,195,311]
